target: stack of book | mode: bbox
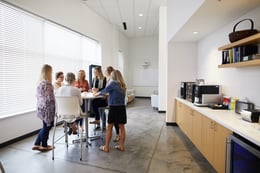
[221,44,259,64]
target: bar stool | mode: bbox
[98,106,109,140]
[0,161,5,173]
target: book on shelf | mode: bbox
[221,44,258,64]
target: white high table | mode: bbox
[79,92,104,147]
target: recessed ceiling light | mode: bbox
[193,31,199,35]
[138,27,142,30]
[138,13,143,17]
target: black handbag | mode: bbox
[229,18,258,43]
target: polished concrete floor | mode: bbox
[0,98,216,173]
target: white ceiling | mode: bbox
[82,0,260,41]
[82,0,166,38]
[171,0,260,42]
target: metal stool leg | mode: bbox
[0,161,6,173]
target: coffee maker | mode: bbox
[180,82,196,102]
[194,84,221,106]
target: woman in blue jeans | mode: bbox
[32,64,55,152]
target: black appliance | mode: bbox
[227,134,260,173]
[194,85,221,106]
[180,82,196,102]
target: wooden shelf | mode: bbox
[218,33,260,51]
[218,59,260,68]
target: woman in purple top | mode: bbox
[32,64,55,152]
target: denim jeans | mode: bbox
[34,121,53,147]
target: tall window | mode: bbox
[0,3,101,117]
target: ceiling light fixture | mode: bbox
[138,27,142,30]
[193,31,199,35]
[138,13,143,17]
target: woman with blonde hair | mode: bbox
[32,64,55,152]
[90,66,107,129]
[94,70,127,152]
[74,70,89,130]
[74,70,89,92]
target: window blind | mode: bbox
[0,3,101,118]
[0,4,43,117]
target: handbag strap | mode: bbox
[233,18,254,32]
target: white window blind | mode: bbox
[0,4,43,117]
[44,22,82,75]
[0,3,101,118]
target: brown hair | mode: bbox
[55,71,64,80]
[106,66,114,75]
[111,70,126,93]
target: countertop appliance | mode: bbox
[235,100,254,114]
[180,82,196,102]
[227,133,260,173]
[240,109,260,122]
[194,84,221,106]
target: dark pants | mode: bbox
[34,121,53,147]
[92,98,107,121]
[114,123,119,135]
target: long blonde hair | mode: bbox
[111,70,126,93]
[94,66,105,80]
[40,64,52,82]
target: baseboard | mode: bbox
[166,122,177,126]
[158,110,166,113]
[135,96,150,99]
[0,121,63,148]
[0,129,40,148]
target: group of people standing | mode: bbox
[32,64,127,152]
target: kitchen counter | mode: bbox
[176,97,260,146]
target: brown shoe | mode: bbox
[32,145,41,151]
[89,120,100,124]
[40,145,54,152]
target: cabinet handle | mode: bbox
[210,121,214,129]
[214,122,217,132]
[225,137,231,173]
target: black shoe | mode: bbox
[68,128,72,135]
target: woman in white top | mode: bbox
[56,72,82,135]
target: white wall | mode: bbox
[167,0,204,41]
[0,0,128,144]
[197,6,260,108]
[167,42,197,122]
[128,37,159,97]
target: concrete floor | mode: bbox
[0,98,216,173]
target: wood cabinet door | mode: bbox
[176,101,184,129]
[201,116,214,165]
[213,123,232,173]
[181,104,193,140]
[192,111,202,150]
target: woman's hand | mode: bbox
[93,92,100,97]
